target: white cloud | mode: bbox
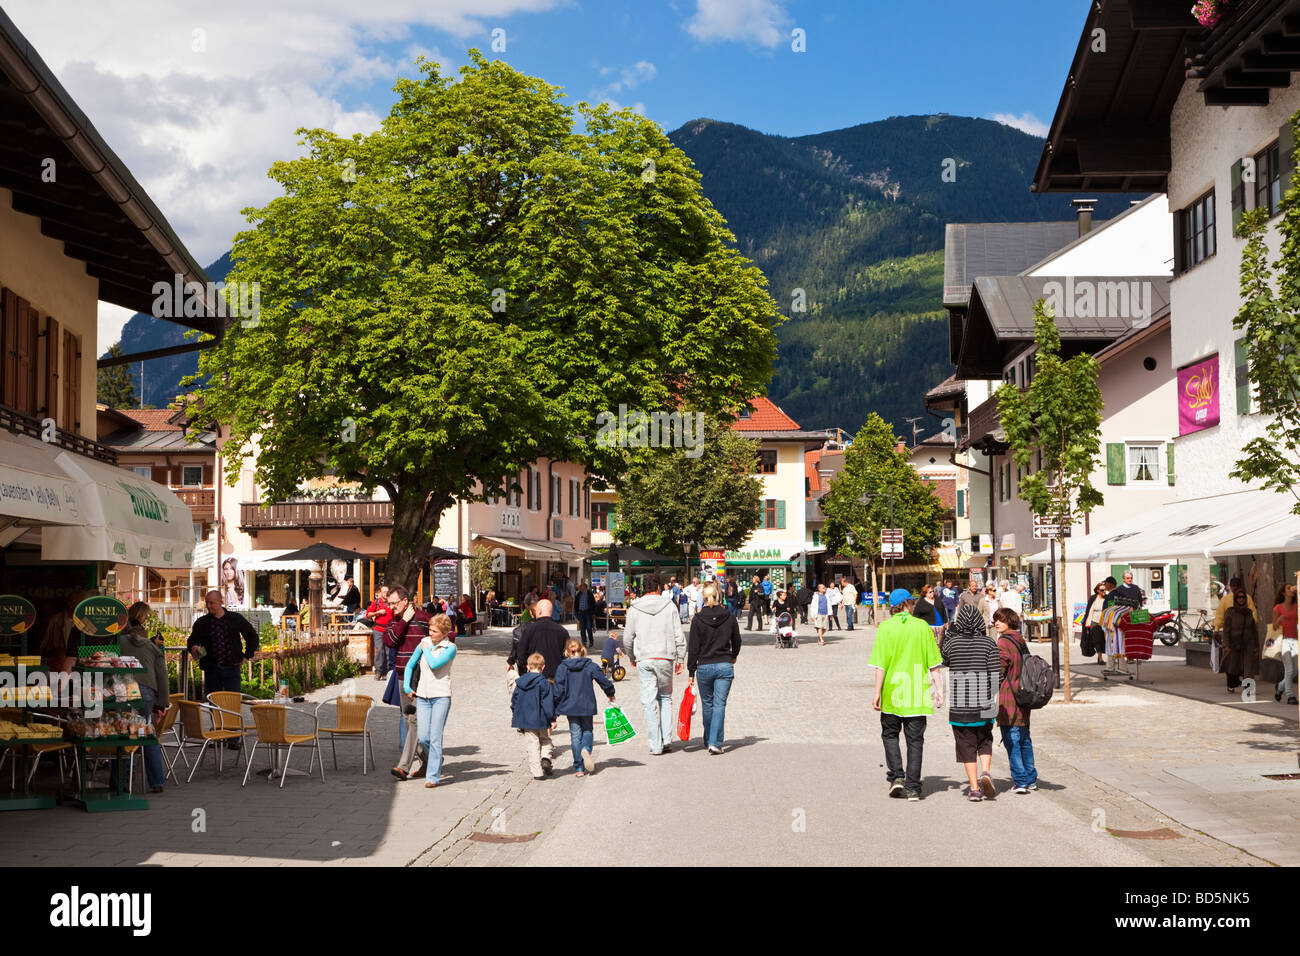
[609,60,656,93]
[2,0,563,268]
[986,112,1050,138]
[98,303,138,347]
[685,0,790,48]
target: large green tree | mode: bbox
[996,301,1104,702]
[822,413,945,614]
[192,54,779,588]
[97,343,138,409]
[608,414,763,564]
[1232,111,1300,515]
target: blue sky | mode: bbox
[4,0,1093,340]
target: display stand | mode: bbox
[68,653,158,812]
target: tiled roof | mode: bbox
[733,396,800,432]
[121,409,182,431]
[925,375,965,400]
[805,447,845,499]
[922,476,957,510]
[805,451,820,494]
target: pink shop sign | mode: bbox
[1178,354,1219,435]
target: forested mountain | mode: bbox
[669,114,1135,434]
[109,115,1133,433]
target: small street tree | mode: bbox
[193,54,778,589]
[996,301,1104,702]
[468,544,496,601]
[610,414,763,568]
[821,413,945,619]
[97,343,138,409]
[1231,112,1300,515]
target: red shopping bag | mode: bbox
[677,682,695,742]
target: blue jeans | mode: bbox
[372,629,387,676]
[567,715,594,771]
[577,612,595,646]
[110,685,166,790]
[416,696,451,784]
[1000,725,1037,788]
[203,664,242,695]
[844,606,854,630]
[637,659,675,753]
[695,661,734,749]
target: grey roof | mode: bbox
[104,429,216,453]
[969,275,1170,339]
[943,221,1084,308]
[740,430,834,449]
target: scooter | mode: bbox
[1150,610,1180,646]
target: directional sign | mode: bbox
[881,528,904,541]
[1033,515,1072,539]
[881,529,904,557]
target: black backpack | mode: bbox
[1011,636,1056,709]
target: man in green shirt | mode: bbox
[870,588,944,801]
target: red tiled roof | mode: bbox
[922,476,957,510]
[733,396,800,432]
[121,409,182,431]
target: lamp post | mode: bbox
[860,491,897,592]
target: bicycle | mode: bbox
[1155,608,1215,646]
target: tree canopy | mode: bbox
[97,343,138,409]
[193,53,780,587]
[608,414,763,558]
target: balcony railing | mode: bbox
[240,500,394,533]
[1,403,117,464]
[965,399,1003,449]
[171,488,215,511]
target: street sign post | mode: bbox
[1033,515,1072,539]
[880,528,903,591]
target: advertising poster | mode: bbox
[1178,354,1219,435]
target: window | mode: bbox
[1256,141,1282,218]
[509,474,522,508]
[738,406,751,419]
[758,449,777,474]
[760,499,786,529]
[131,465,151,479]
[812,529,821,548]
[1,288,39,417]
[591,502,615,531]
[551,474,561,515]
[942,519,956,542]
[1126,444,1162,483]
[1026,353,1036,387]
[182,465,203,486]
[1177,190,1215,274]
[527,468,539,511]
[1017,360,1026,388]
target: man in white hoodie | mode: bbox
[623,574,686,755]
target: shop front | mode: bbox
[724,543,804,592]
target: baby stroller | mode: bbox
[773,612,798,649]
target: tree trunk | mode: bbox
[387,486,452,593]
[869,560,879,626]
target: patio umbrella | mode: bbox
[590,545,680,564]
[427,545,471,561]
[271,542,372,564]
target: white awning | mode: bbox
[474,535,567,561]
[41,450,195,569]
[227,548,320,572]
[0,429,84,526]
[1025,489,1300,563]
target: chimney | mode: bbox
[1071,198,1098,237]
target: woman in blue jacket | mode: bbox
[403,614,457,788]
[554,638,616,776]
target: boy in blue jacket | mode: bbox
[554,639,616,776]
[511,652,556,778]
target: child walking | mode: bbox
[940,604,1001,802]
[554,638,616,776]
[511,652,556,778]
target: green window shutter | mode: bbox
[812,529,820,547]
[1231,158,1245,234]
[1110,564,1128,583]
[1106,443,1126,485]
[1235,338,1255,414]
[956,489,966,517]
[1167,442,1175,486]
[776,499,786,529]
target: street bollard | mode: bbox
[1049,620,1060,684]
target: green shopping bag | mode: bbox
[604,706,636,745]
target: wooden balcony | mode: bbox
[240,500,394,536]
[964,399,1007,454]
[1,403,117,464]
[171,488,215,513]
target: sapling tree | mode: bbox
[997,302,1104,702]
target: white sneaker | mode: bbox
[581,748,594,773]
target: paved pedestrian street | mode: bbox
[3,622,1296,867]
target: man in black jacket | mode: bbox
[187,589,259,696]
[745,575,766,631]
[514,598,570,680]
[795,582,814,625]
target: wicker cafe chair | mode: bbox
[155,701,186,785]
[315,694,375,773]
[242,704,324,789]
[1,713,77,790]
[178,699,247,781]
[206,691,252,744]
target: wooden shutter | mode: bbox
[776,499,786,529]
[1167,442,1175,486]
[151,466,167,484]
[42,316,59,420]
[171,465,183,487]
[14,299,37,415]
[1281,119,1297,185]
[61,330,81,433]
[1,288,17,408]
[1172,210,1185,275]
[956,489,966,517]
[1230,159,1245,234]
[1106,443,1126,485]
[202,463,213,486]
[1235,338,1255,414]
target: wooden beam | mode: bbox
[1204,86,1271,105]
[1225,68,1291,88]
[1242,50,1300,71]
[1129,0,1200,30]
[1261,32,1300,54]
[97,339,216,369]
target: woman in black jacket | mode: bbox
[771,588,797,632]
[688,582,742,754]
[913,583,947,643]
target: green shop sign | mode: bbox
[72,596,129,637]
[0,595,37,638]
